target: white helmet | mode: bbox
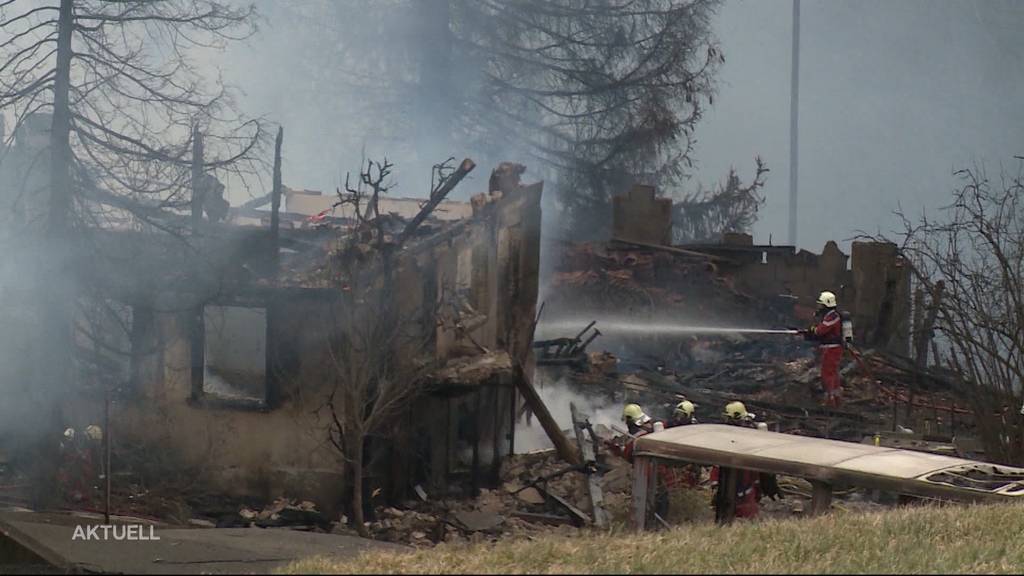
[817,291,837,308]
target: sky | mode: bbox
[218,0,1024,254]
[692,0,1024,252]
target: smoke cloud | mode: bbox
[201,0,1024,254]
[514,376,622,454]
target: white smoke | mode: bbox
[514,376,623,454]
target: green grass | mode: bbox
[279,502,1024,574]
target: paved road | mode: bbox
[0,510,407,574]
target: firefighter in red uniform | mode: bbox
[606,403,685,522]
[667,401,701,487]
[709,402,782,522]
[710,402,761,520]
[805,290,844,407]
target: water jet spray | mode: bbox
[540,319,801,337]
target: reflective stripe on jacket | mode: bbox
[813,309,843,346]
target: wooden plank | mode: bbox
[570,403,608,528]
[536,487,589,527]
[472,389,482,497]
[653,513,671,531]
[609,237,735,264]
[648,459,660,526]
[513,362,582,466]
[429,397,448,493]
[810,481,833,516]
[715,467,738,525]
[571,403,595,463]
[398,158,476,245]
[632,456,650,532]
[586,475,608,528]
[511,511,573,526]
[238,191,273,210]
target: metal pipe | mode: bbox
[104,386,111,525]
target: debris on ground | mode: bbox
[0,235,978,550]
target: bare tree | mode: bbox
[335,157,397,250]
[319,287,432,536]
[0,0,264,503]
[672,156,768,244]
[455,0,724,232]
[0,0,264,231]
[255,0,724,235]
[863,159,1024,464]
[313,157,473,536]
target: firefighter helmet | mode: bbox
[674,400,695,418]
[817,291,837,308]
[622,403,645,423]
[724,401,755,421]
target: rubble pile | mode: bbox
[540,237,978,450]
[542,329,977,448]
[348,449,636,547]
[546,242,788,329]
[352,443,893,547]
[234,497,332,530]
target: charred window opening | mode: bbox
[202,305,268,408]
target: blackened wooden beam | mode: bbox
[398,158,475,246]
[512,361,582,467]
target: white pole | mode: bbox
[788,0,801,247]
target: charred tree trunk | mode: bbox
[33,0,75,508]
[188,127,205,401]
[43,0,74,369]
[350,433,367,537]
[48,0,73,236]
[270,126,284,274]
[190,126,205,232]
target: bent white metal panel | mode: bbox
[633,424,1024,501]
[835,449,976,478]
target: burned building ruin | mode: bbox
[7,157,544,515]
